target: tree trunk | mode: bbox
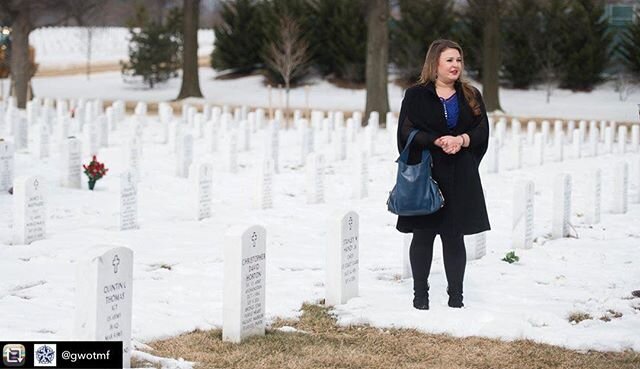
[481,0,501,112]
[365,0,389,125]
[10,4,32,109]
[177,0,203,99]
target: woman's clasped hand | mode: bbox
[435,135,463,155]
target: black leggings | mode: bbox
[409,229,466,293]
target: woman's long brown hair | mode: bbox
[418,39,481,116]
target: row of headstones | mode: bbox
[168,107,396,177]
[490,117,640,150]
[9,151,365,248]
[0,99,387,193]
[398,159,640,279]
[4,130,369,246]
[483,124,640,175]
[71,211,360,367]
[10,172,138,245]
[512,160,640,249]
[1,95,394,193]
[1,97,127,157]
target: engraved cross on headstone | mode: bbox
[112,255,120,273]
[251,232,258,247]
[33,179,39,190]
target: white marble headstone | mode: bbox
[578,120,587,143]
[124,136,142,182]
[631,125,639,152]
[402,233,412,279]
[612,162,628,214]
[534,133,544,166]
[61,137,82,188]
[541,120,550,144]
[617,126,627,154]
[265,120,280,173]
[552,173,571,239]
[205,119,219,153]
[223,225,267,343]
[176,133,194,178]
[15,117,28,151]
[465,232,487,261]
[486,137,500,174]
[254,158,274,209]
[512,137,523,169]
[566,120,575,141]
[0,140,14,192]
[97,115,109,148]
[587,127,599,157]
[13,176,46,245]
[74,246,133,368]
[511,119,521,141]
[512,180,534,249]
[83,123,99,158]
[326,211,359,306]
[34,124,50,159]
[633,159,640,204]
[120,171,138,231]
[227,130,239,173]
[572,129,581,158]
[553,131,564,162]
[604,127,613,153]
[352,150,369,199]
[189,162,213,221]
[305,153,325,204]
[585,168,601,224]
[526,121,536,145]
[333,126,347,162]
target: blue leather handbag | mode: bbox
[387,129,444,216]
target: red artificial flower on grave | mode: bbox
[83,155,109,190]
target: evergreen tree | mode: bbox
[501,0,543,89]
[618,9,640,78]
[457,0,485,78]
[308,0,367,83]
[390,0,457,85]
[539,0,569,101]
[121,5,182,88]
[559,0,611,91]
[211,0,265,73]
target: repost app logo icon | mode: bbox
[3,344,26,367]
[33,344,56,367]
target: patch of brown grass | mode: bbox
[143,304,640,369]
[568,311,593,324]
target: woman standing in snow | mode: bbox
[396,39,490,310]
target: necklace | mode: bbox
[440,97,449,121]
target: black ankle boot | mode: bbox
[447,286,464,308]
[413,281,429,310]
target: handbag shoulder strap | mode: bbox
[399,129,419,162]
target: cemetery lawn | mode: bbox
[138,304,640,369]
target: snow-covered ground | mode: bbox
[0,96,639,354]
[0,27,638,360]
[30,27,214,69]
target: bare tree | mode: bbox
[0,0,67,108]
[64,0,105,80]
[263,15,309,127]
[365,0,389,125]
[177,0,203,99]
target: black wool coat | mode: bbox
[395,81,490,235]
